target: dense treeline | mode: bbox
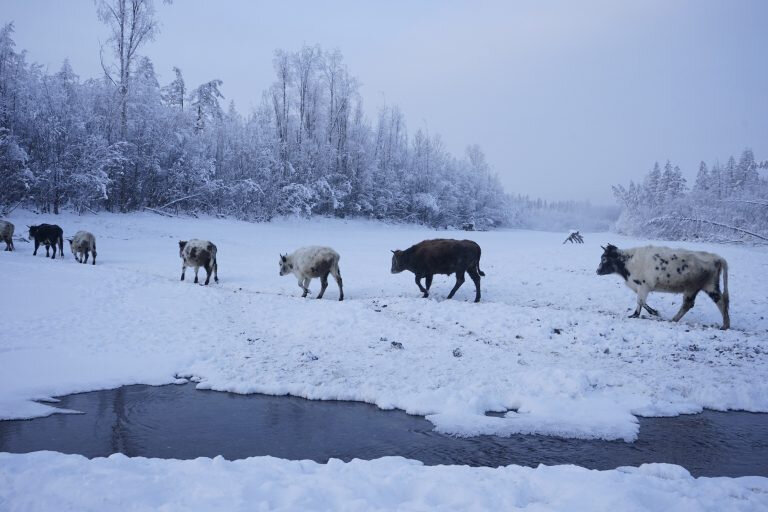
[612,150,768,242]
[0,8,509,228]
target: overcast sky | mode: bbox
[3,0,767,203]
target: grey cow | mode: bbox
[0,220,14,251]
[68,231,97,264]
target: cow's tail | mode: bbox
[720,258,729,301]
[476,247,485,277]
[92,239,97,258]
[212,246,219,281]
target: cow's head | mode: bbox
[28,225,38,238]
[178,240,188,258]
[67,238,75,252]
[279,253,293,276]
[596,244,621,275]
[390,249,406,274]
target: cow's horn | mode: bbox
[600,245,606,250]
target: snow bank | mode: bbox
[1,211,767,442]
[1,452,766,512]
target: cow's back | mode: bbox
[410,239,480,275]
[0,220,13,238]
[628,246,721,293]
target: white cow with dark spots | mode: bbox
[597,244,730,330]
[68,231,97,264]
[179,239,219,285]
[279,246,344,301]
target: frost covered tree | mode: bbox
[97,0,160,140]
[0,19,512,227]
[614,149,768,242]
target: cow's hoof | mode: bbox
[339,297,344,302]
[628,313,640,319]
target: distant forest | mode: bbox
[613,150,768,242]
[0,0,512,229]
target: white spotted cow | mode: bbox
[597,244,730,330]
[279,246,344,301]
[179,239,219,285]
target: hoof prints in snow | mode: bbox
[1,384,767,478]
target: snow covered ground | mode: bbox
[2,210,766,438]
[2,452,767,512]
[1,211,767,508]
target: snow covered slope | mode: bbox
[1,452,766,512]
[1,211,767,442]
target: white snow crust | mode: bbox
[1,452,766,511]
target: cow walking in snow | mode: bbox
[68,231,97,265]
[279,246,344,301]
[596,244,730,329]
[0,220,14,251]
[179,239,219,285]
[390,239,485,302]
[29,224,64,259]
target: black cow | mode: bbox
[391,239,485,302]
[29,224,64,259]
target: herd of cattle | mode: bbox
[0,219,731,329]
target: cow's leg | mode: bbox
[643,304,659,316]
[83,251,89,264]
[414,274,428,298]
[92,249,96,265]
[181,262,186,281]
[331,264,343,301]
[193,266,200,284]
[45,244,50,258]
[704,282,730,330]
[317,272,329,299]
[447,271,466,299]
[468,267,482,303]
[300,277,311,297]
[424,274,433,294]
[212,258,218,282]
[33,240,39,256]
[629,288,650,318]
[204,260,212,285]
[58,237,64,258]
[672,291,698,322]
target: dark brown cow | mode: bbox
[391,239,485,302]
[29,224,64,259]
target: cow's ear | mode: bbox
[178,240,187,248]
[280,254,286,262]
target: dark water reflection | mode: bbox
[1,384,766,477]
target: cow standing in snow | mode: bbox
[596,244,730,330]
[390,239,485,302]
[68,231,97,264]
[279,246,344,301]
[179,239,219,285]
[0,220,14,251]
[29,224,64,259]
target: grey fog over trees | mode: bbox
[613,150,768,242]
[0,1,511,229]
